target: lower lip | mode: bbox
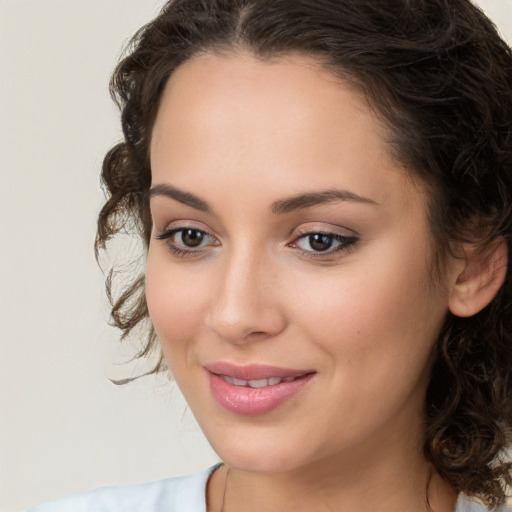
[207,372,315,416]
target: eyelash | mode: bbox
[155,227,358,259]
[155,227,217,258]
[291,229,358,259]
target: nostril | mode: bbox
[206,285,287,344]
[244,331,270,340]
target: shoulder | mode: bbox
[27,465,220,512]
[456,495,512,512]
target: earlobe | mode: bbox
[448,238,508,318]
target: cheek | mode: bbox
[145,253,208,363]
[288,244,445,372]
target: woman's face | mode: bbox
[146,53,458,474]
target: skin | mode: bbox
[146,52,463,511]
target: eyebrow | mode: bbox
[148,183,211,212]
[148,183,378,214]
[270,189,378,214]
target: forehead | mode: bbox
[151,52,378,153]
[150,52,422,211]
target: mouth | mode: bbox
[218,374,307,388]
[205,361,314,380]
[205,362,316,416]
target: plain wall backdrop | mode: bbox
[1,1,511,511]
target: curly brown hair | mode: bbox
[96,0,512,505]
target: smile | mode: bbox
[205,363,315,416]
[219,375,303,388]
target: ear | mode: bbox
[449,238,508,318]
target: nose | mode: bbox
[205,248,287,345]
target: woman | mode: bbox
[30,0,512,511]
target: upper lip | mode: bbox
[204,361,315,380]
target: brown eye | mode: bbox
[156,227,217,256]
[292,231,358,256]
[308,234,334,252]
[180,229,205,247]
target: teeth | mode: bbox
[248,379,269,388]
[220,375,301,387]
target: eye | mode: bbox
[291,231,358,256]
[155,227,218,256]
[176,228,208,247]
[303,233,336,252]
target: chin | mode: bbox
[204,426,319,474]
[220,450,302,474]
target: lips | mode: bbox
[205,362,315,416]
[205,361,312,380]
[220,375,300,388]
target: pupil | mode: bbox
[181,229,204,247]
[309,234,333,251]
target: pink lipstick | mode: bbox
[205,362,315,416]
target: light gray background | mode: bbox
[1,1,511,511]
